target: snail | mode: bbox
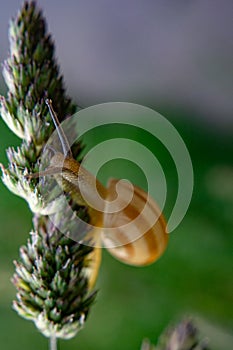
[29,99,168,287]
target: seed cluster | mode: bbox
[0,1,96,339]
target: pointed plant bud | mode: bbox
[12,216,97,339]
[0,1,98,341]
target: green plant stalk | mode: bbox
[0,1,97,345]
[50,334,57,350]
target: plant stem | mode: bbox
[50,334,57,350]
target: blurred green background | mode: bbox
[0,105,232,349]
[0,1,233,349]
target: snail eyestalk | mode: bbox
[45,98,73,158]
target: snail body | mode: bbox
[30,99,168,287]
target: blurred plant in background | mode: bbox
[141,318,209,350]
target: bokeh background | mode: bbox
[0,1,232,349]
